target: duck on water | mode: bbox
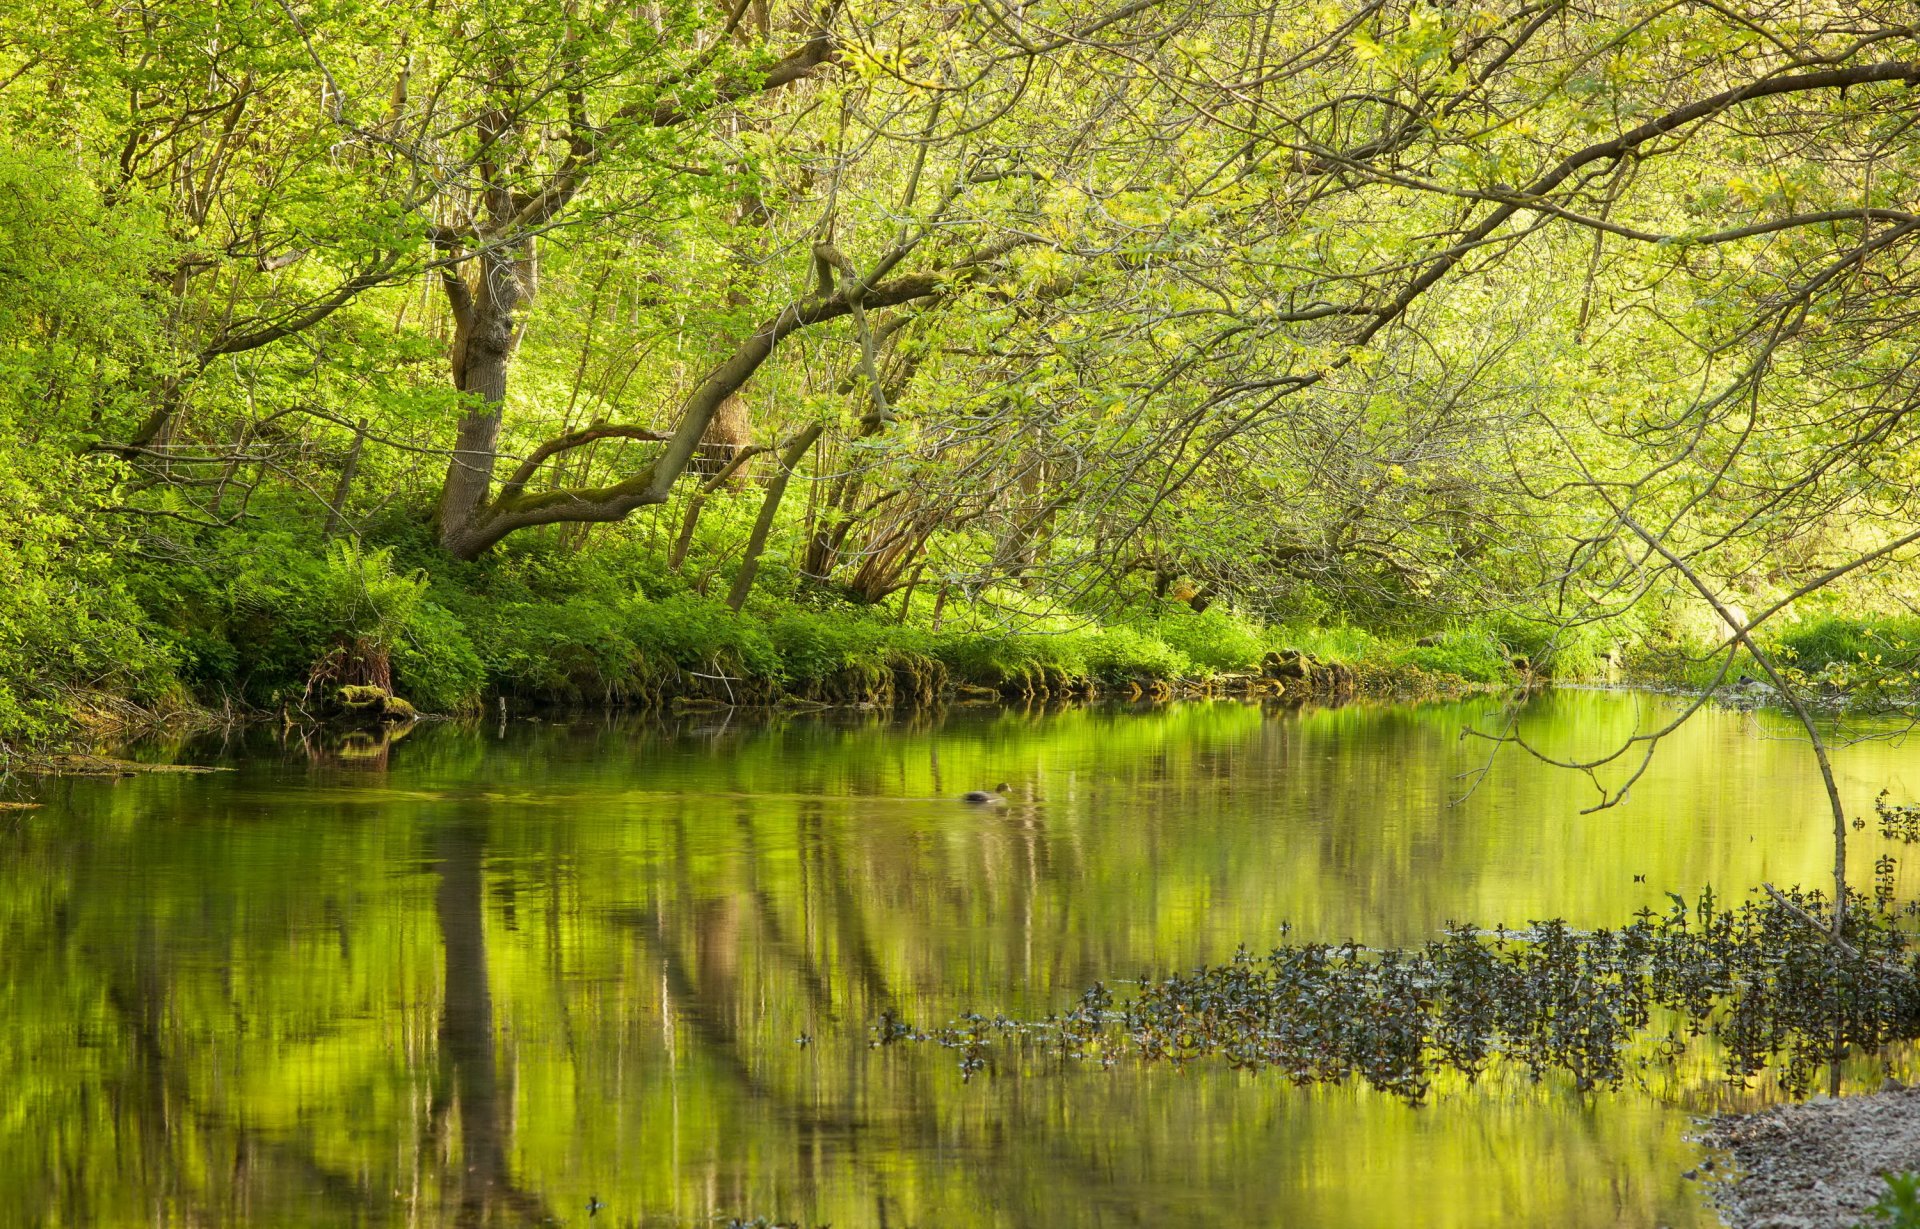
[963,783,1011,803]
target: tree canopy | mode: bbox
[1,0,1918,733]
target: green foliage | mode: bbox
[1392,630,1515,685]
[1081,626,1194,681]
[1761,615,1920,708]
[472,596,651,701]
[929,628,1091,688]
[10,0,1917,730]
[314,541,428,650]
[768,611,908,687]
[1270,625,1387,665]
[0,449,175,743]
[207,537,432,704]
[1482,613,1611,678]
[1773,616,1920,674]
[390,600,486,714]
[0,146,177,744]
[1860,1172,1920,1229]
[1148,607,1266,672]
[625,594,782,680]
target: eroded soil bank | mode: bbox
[1703,1086,1920,1228]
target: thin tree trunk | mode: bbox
[726,424,823,611]
[895,559,926,623]
[670,444,768,570]
[323,419,367,538]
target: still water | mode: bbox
[7,690,1920,1228]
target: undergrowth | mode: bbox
[0,513,1556,744]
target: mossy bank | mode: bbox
[0,524,1556,754]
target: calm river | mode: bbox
[7,690,1920,1227]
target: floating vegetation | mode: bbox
[1880,792,1920,844]
[874,885,1920,1104]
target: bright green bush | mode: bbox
[207,537,433,704]
[1149,607,1265,672]
[1773,615,1920,672]
[1268,624,1385,663]
[1392,629,1514,684]
[932,628,1091,687]
[391,600,486,713]
[1082,626,1193,680]
[1482,612,1611,678]
[623,594,782,680]
[0,452,175,742]
[472,597,646,700]
[0,149,179,744]
[769,611,899,686]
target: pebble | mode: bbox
[1701,1084,1920,1227]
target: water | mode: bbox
[6,690,1920,1227]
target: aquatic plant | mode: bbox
[876,884,1920,1105]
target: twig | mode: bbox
[1762,883,1915,982]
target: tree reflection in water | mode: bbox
[6,694,1913,1227]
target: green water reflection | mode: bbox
[6,691,1920,1227]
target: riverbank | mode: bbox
[2,646,1508,777]
[1,527,1543,754]
[1701,1087,1920,1228]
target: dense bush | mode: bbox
[471,596,648,701]
[1482,612,1611,678]
[1081,626,1193,681]
[0,451,176,743]
[0,149,179,745]
[1148,607,1265,672]
[769,611,907,687]
[4,489,1564,742]
[1773,615,1920,673]
[390,599,487,714]
[1392,629,1514,684]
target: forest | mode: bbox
[2,0,1917,742]
[13,5,1920,1227]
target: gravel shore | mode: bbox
[1701,1086,1920,1227]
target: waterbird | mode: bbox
[587,1195,604,1217]
[963,783,1011,803]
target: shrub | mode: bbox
[769,611,896,687]
[1861,1172,1920,1228]
[1482,612,1610,678]
[214,538,430,704]
[1267,624,1385,663]
[623,594,782,680]
[0,464,174,742]
[391,599,486,713]
[1082,626,1192,681]
[1773,615,1920,673]
[933,629,1091,687]
[473,597,645,700]
[1392,629,1514,683]
[1149,607,1265,672]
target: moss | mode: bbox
[333,684,417,724]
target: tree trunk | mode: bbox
[436,247,527,556]
[670,444,768,570]
[694,392,754,478]
[431,263,972,560]
[323,419,366,538]
[726,424,823,611]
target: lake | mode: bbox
[7,690,1920,1227]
